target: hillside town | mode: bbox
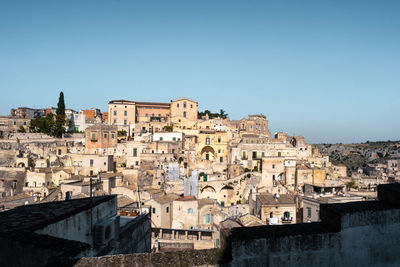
[1,93,398,261]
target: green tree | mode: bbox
[163,125,173,132]
[118,130,127,137]
[54,91,66,138]
[219,109,228,119]
[18,126,26,133]
[30,113,56,135]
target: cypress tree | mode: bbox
[56,92,65,116]
[54,91,66,138]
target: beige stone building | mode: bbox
[147,193,180,228]
[255,193,296,225]
[135,102,171,123]
[170,98,198,121]
[230,114,270,137]
[108,100,136,126]
[85,124,118,149]
[172,196,199,229]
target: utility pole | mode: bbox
[137,184,143,215]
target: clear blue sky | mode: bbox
[1,0,399,144]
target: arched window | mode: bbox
[283,211,290,219]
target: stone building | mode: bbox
[0,195,151,266]
[170,98,198,121]
[108,100,136,126]
[230,114,270,137]
[85,124,118,150]
[146,193,180,228]
[254,192,297,225]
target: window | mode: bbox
[187,208,193,214]
[104,133,107,138]
[113,119,116,124]
[183,111,187,118]
[262,152,265,157]
[173,137,176,141]
[205,153,209,160]
[124,110,127,116]
[184,102,187,108]
[270,212,273,218]
[124,119,127,125]
[278,152,282,157]
[113,110,117,116]
[252,151,257,159]
[190,104,193,108]
[90,170,93,176]
[218,137,221,143]
[166,207,169,213]
[272,164,275,169]
[205,214,212,224]
[91,133,96,140]
[307,207,311,217]
[90,159,94,167]
[220,157,223,163]
[203,174,208,182]
[205,137,210,145]
[152,208,156,214]
[221,201,225,207]
[135,161,139,166]
[177,103,179,108]
[14,121,16,125]
[23,121,26,125]
[111,133,114,139]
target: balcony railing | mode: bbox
[281,217,293,224]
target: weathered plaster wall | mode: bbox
[35,198,117,246]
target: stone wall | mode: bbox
[116,214,152,254]
[73,183,400,267]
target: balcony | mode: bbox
[281,217,293,224]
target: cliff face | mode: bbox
[315,141,400,172]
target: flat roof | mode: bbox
[0,195,116,234]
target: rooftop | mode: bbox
[152,193,180,204]
[176,195,197,201]
[0,195,116,234]
[257,193,296,205]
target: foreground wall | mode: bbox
[74,184,400,267]
[228,206,400,266]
